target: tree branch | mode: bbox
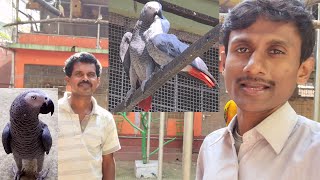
[3,18,109,27]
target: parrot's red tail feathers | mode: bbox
[189,67,215,88]
[138,96,152,111]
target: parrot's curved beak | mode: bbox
[156,10,163,19]
[40,99,55,116]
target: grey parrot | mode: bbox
[119,1,164,111]
[2,89,54,180]
[145,14,219,88]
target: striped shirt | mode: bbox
[58,92,121,180]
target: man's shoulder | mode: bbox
[297,115,320,134]
[58,97,70,113]
[202,127,228,149]
[94,105,114,121]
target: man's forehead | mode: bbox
[72,62,96,72]
[228,18,300,47]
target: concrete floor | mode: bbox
[116,160,197,180]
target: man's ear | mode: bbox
[296,57,314,85]
[97,77,101,88]
[64,76,70,85]
[220,50,227,76]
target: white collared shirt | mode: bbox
[196,102,320,180]
[58,92,121,180]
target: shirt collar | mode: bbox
[254,102,298,154]
[59,92,99,115]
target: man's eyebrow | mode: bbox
[229,37,252,46]
[229,37,292,48]
[267,39,292,47]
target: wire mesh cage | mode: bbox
[108,12,220,112]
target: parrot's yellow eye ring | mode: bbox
[31,96,37,100]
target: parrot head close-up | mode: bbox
[10,89,55,118]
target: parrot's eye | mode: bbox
[31,96,37,100]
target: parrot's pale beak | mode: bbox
[156,10,163,19]
[40,99,55,116]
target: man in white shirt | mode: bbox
[196,0,320,179]
[58,52,120,180]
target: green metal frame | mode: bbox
[118,112,176,164]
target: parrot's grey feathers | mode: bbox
[145,14,218,87]
[145,15,189,66]
[41,122,52,155]
[2,123,12,154]
[119,1,164,110]
[120,32,133,78]
[4,89,55,179]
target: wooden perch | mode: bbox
[133,0,219,27]
[111,24,221,112]
[3,18,108,27]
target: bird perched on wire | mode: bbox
[144,14,219,88]
[119,1,163,111]
[2,89,54,180]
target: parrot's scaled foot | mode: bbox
[12,166,25,180]
[35,168,49,180]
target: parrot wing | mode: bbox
[41,122,52,155]
[120,32,133,78]
[145,15,183,66]
[2,123,12,154]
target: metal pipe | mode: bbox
[118,112,143,132]
[182,112,194,180]
[15,0,18,43]
[158,112,165,180]
[146,112,152,163]
[11,0,18,88]
[141,130,147,164]
[149,137,176,156]
[33,0,61,16]
[314,3,320,122]
[96,6,101,49]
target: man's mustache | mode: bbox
[236,76,275,87]
[78,80,92,87]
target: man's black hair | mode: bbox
[64,52,102,77]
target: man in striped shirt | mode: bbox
[58,52,120,180]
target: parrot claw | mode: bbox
[35,168,49,180]
[141,80,148,92]
[12,166,25,180]
[124,88,135,106]
[159,64,166,70]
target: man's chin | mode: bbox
[73,90,94,96]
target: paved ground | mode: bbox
[116,160,197,180]
[0,88,58,180]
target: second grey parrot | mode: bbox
[119,1,164,111]
[145,14,219,88]
[2,89,54,180]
